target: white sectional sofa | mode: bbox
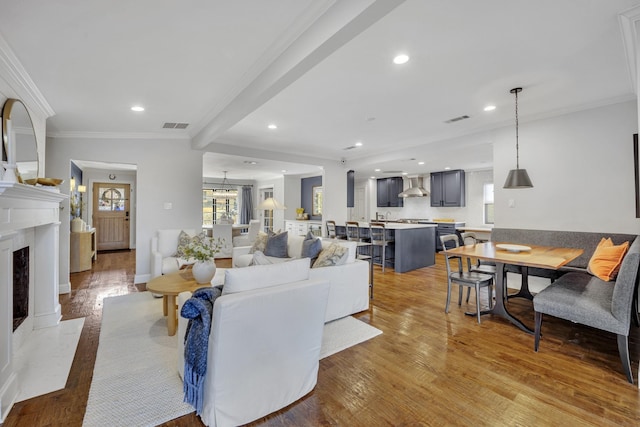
[232,234,370,322]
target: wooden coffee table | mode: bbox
[146,268,226,336]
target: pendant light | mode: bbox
[503,87,533,189]
[212,171,238,198]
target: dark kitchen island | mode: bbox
[336,223,436,273]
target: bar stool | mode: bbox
[369,222,394,273]
[326,220,346,239]
[346,221,374,296]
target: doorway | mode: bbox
[93,182,130,250]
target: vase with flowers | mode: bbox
[183,236,224,284]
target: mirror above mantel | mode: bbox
[2,98,38,183]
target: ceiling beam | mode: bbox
[191,0,406,150]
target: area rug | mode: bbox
[83,292,382,427]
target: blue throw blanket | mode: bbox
[181,286,222,415]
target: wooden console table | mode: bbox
[70,229,97,272]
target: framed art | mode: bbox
[312,186,323,216]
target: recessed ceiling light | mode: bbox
[281,169,287,173]
[418,161,425,165]
[370,176,376,179]
[131,105,144,112]
[444,166,451,170]
[393,54,410,65]
[484,105,496,112]
[402,172,408,175]
[355,141,363,147]
[374,168,381,172]
[268,124,277,129]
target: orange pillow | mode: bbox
[587,238,629,281]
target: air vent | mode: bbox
[163,122,189,129]
[343,145,358,150]
[444,115,470,124]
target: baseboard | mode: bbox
[0,371,18,423]
[59,281,71,294]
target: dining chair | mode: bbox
[369,222,394,273]
[460,232,501,301]
[440,234,494,323]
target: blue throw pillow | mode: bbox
[301,231,322,264]
[264,231,289,258]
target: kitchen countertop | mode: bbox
[357,222,436,229]
[458,226,492,232]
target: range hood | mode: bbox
[399,177,429,198]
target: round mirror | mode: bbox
[2,98,38,182]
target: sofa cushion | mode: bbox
[313,243,349,268]
[587,237,629,281]
[222,258,310,295]
[301,232,323,264]
[249,231,270,254]
[264,231,289,258]
[249,250,273,266]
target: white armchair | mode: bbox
[232,219,261,247]
[150,228,196,278]
[177,259,330,426]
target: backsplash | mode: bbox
[373,170,492,226]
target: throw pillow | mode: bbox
[312,242,349,268]
[587,237,629,281]
[249,250,273,266]
[176,231,207,258]
[264,231,289,258]
[301,231,323,264]
[249,231,270,254]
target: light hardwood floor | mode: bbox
[4,250,640,426]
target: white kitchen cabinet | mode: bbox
[285,220,322,236]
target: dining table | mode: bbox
[445,241,583,334]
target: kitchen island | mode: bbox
[336,222,437,273]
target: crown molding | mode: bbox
[46,130,191,141]
[619,5,640,94]
[0,33,55,118]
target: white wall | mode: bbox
[46,137,202,284]
[321,162,349,228]
[494,100,639,233]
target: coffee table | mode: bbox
[146,268,226,335]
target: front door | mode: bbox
[93,182,130,251]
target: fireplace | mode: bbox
[13,247,29,331]
[0,182,66,422]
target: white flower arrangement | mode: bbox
[183,237,224,262]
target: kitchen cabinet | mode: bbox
[376,177,404,207]
[430,170,465,207]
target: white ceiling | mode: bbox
[1,0,639,181]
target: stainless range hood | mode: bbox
[398,177,429,198]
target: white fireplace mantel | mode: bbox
[0,182,67,422]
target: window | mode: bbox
[260,188,274,232]
[202,188,238,227]
[483,183,494,225]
